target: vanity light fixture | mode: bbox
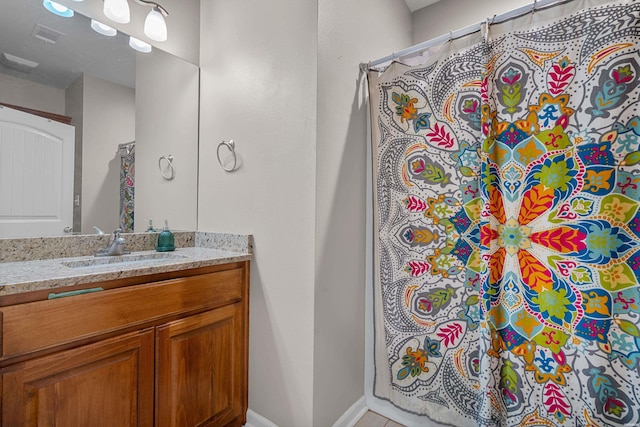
[91,19,117,36]
[135,0,169,42]
[129,36,152,53]
[102,0,169,42]
[103,0,130,24]
[143,5,168,41]
[42,0,74,18]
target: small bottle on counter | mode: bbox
[156,220,175,252]
[146,218,156,232]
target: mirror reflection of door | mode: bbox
[0,1,200,238]
[0,105,74,237]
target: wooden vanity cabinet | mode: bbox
[2,329,155,426]
[0,261,249,427]
[156,303,245,427]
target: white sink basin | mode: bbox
[62,252,186,269]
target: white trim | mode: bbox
[244,409,279,427]
[243,398,368,427]
[332,396,368,427]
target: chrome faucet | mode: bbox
[95,229,131,257]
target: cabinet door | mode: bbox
[1,330,154,427]
[156,303,246,427]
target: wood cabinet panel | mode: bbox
[0,261,249,427]
[0,268,243,361]
[1,329,154,427]
[155,304,245,427]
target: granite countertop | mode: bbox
[0,232,253,297]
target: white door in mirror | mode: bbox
[0,106,75,237]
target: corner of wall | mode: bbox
[331,396,368,427]
[245,409,280,427]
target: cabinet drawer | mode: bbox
[0,267,244,361]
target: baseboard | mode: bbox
[244,397,367,427]
[332,396,368,427]
[244,409,279,427]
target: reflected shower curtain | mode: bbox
[369,1,640,425]
[119,142,135,232]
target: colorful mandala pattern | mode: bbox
[119,145,135,232]
[370,2,640,426]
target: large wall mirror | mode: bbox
[0,0,199,238]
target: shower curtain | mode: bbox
[368,1,640,425]
[119,142,135,232]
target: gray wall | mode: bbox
[0,74,65,114]
[412,0,530,43]
[198,0,318,425]
[134,50,199,232]
[79,75,135,234]
[199,0,410,425]
[315,0,411,425]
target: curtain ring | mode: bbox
[532,0,538,13]
[449,30,453,42]
[217,140,238,172]
[158,155,175,180]
[483,14,496,43]
[482,20,489,43]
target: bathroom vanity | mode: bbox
[0,232,251,427]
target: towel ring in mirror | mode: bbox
[217,140,238,172]
[158,155,175,180]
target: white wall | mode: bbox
[134,50,199,232]
[412,0,533,44]
[198,1,318,426]
[412,0,531,43]
[314,0,411,426]
[80,74,135,233]
[0,73,65,114]
[199,0,411,425]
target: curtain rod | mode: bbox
[360,0,571,72]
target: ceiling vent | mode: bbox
[31,24,65,44]
[0,53,39,73]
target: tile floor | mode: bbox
[354,411,405,427]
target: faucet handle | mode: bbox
[109,229,123,244]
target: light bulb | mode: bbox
[91,19,117,37]
[43,0,74,17]
[103,0,130,24]
[144,8,167,42]
[129,37,152,53]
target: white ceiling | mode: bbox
[0,0,136,89]
[404,0,442,13]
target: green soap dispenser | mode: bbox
[156,220,175,252]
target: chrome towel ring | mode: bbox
[158,155,175,180]
[217,140,238,172]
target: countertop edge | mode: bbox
[0,247,252,297]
